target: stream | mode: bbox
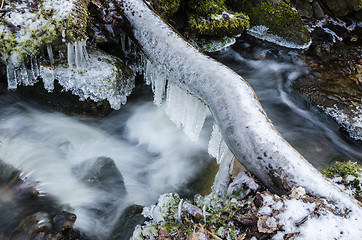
[0,38,361,239]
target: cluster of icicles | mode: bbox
[141,51,234,194]
[6,42,87,91]
[5,41,134,109]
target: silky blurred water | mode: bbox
[209,38,362,169]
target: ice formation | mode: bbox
[208,124,234,194]
[247,26,312,49]
[165,82,208,141]
[122,1,362,235]
[321,105,362,141]
[55,48,135,109]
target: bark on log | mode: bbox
[119,0,361,213]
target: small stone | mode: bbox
[312,0,324,19]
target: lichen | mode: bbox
[323,161,362,201]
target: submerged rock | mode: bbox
[236,0,311,47]
[73,156,127,196]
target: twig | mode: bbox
[198,223,223,240]
[335,17,351,33]
[0,0,5,10]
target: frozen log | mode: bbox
[120,0,362,212]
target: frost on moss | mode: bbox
[0,0,89,65]
[239,0,310,46]
[323,161,362,201]
[132,172,260,239]
[187,0,250,37]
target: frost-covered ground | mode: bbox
[132,169,362,240]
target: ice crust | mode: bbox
[247,26,312,49]
[321,105,362,141]
[122,0,362,237]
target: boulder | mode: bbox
[73,156,127,197]
[237,0,311,46]
[187,0,250,37]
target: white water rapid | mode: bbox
[0,94,214,239]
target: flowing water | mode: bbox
[209,38,362,169]
[0,37,361,239]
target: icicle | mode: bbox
[19,64,30,86]
[120,33,126,52]
[82,41,89,61]
[75,42,84,69]
[208,123,235,194]
[47,45,54,65]
[152,70,167,106]
[30,56,40,80]
[6,65,17,90]
[166,82,208,141]
[67,42,76,68]
[40,65,54,92]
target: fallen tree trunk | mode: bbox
[119,0,361,219]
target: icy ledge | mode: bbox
[6,44,134,110]
[121,0,362,237]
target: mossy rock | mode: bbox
[188,0,226,16]
[152,0,181,19]
[188,11,250,37]
[0,0,89,65]
[323,161,362,201]
[238,0,310,46]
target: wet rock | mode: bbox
[323,0,361,17]
[111,204,146,240]
[296,0,314,19]
[311,0,324,19]
[238,0,311,46]
[52,211,76,232]
[355,9,362,20]
[73,156,127,195]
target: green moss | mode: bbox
[188,11,250,37]
[0,0,89,64]
[323,161,362,201]
[239,0,310,45]
[188,0,226,16]
[153,0,181,19]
